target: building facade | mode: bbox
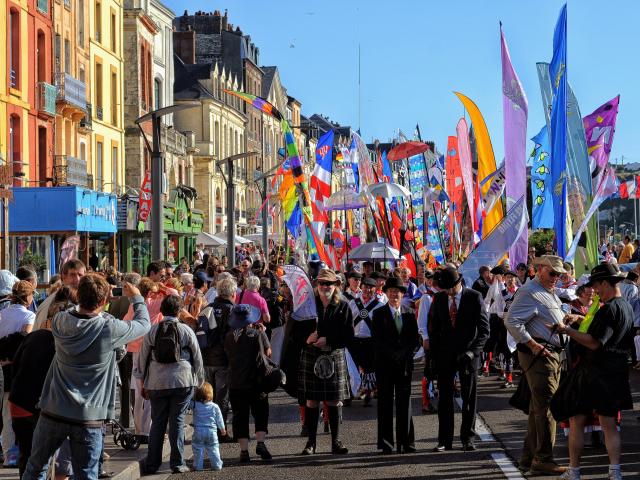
[89,0,125,193]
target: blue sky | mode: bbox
[164,0,638,165]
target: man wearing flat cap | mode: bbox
[371,277,421,454]
[504,255,569,476]
[343,271,363,302]
[428,265,489,453]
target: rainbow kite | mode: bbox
[223,89,283,121]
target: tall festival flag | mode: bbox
[548,4,569,257]
[584,96,620,189]
[445,136,463,248]
[456,118,476,240]
[500,24,529,267]
[530,126,554,228]
[309,129,334,239]
[455,93,503,238]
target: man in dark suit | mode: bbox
[371,277,421,454]
[428,266,489,452]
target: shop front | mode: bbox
[118,189,204,274]
[9,187,118,282]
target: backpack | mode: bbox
[195,305,217,349]
[154,321,182,363]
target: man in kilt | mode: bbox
[298,269,354,455]
[348,277,383,405]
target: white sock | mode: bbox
[609,464,621,471]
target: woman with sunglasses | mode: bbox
[298,269,354,456]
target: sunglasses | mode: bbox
[548,271,561,277]
[318,281,336,287]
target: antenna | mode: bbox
[358,43,361,134]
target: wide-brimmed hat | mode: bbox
[532,255,567,274]
[490,265,508,275]
[361,277,377,287]
[382,277,407,293]
[438,266,462,290]
[585,263,626,287]
[316,268,339,284]
[229,304,261,329]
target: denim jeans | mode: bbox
[22,414,103,480]
[144,387,193,473]
[191,427,222,471]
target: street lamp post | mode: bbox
[135,103,198,261]
[216,152,260,268]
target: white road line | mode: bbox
[491,453,526,480]
[454,397,523,479]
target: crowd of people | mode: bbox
[0,241,637,479]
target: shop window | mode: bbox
[131,235,151,274]
[10,236,51,284]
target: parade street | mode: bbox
[91,366,639,480]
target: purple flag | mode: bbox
[583,95,620,164]
[501,25,528,267]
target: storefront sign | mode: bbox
[138,170,152,223]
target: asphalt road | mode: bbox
[167,366,640,480]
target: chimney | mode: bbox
[173,30,196,64]
[221,9,228,31]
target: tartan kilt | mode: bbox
[298,346,350,402]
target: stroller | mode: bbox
[107,418,141,451]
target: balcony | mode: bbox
[37,0,48,14]
[96,106,103,121]
[79,104,92,133]
[37,82,57,117]
[53,155,90,187]
[160,124,187,156]
[55,72,87,118]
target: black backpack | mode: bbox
[154,321,181,364]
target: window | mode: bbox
[54,33,61,73]
[110,70,117,125]
[78,64,85,83]
[37,31,46,83]
[78,0,84,47]
[9,115,22,186]
[154,78,162,110]
[140,44,147,109]
[79,142,86,161]
[95,1,102,43]
[96,141,103,189]
[110,11,116,52]
[9,9,20,88]
[95,61,103,110]
[111,145,118,190]
[64,38,71,73]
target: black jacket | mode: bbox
[9,330,56,413]
[428,288,489,368]
[471,278,490,299]
[315,296,354,350]
[371,304,421,375]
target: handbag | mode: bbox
[256,331,286,394]
[509,349,543,414]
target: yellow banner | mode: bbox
[455,92,504,237]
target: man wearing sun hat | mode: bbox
[504,255,569,476]
[428,265,488,453]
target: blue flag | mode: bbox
[349,137,359,191]
[530,126,553,228]
[549,4,568,256]
[286,203,302,238]
[382,150,393,181]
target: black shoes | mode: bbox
[239,450,250,463]
[331,440,349,454]
[301,441,316,455]
[256,442,272,461]
[380,446,393,455]
[462,441,477,452]
[323,422,330,433]
[432,444,452,452]
[135,434,149,444]
[98,471,114,479]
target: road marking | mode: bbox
[491,453,526,480]
[454,397,495,442]
[454,397,523,479]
